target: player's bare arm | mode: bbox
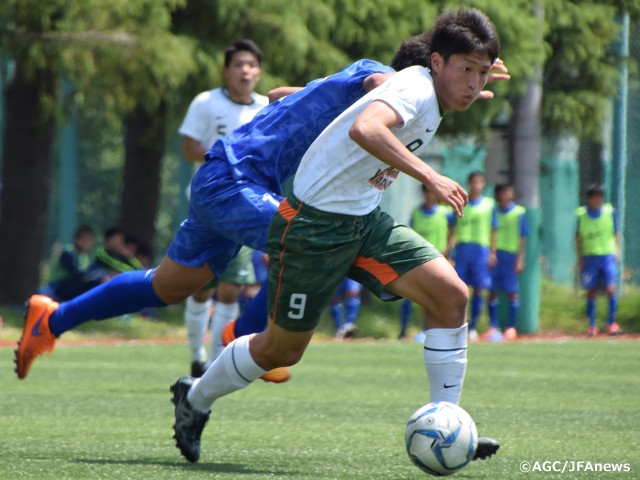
[349,100,467,216]
[267,86,301,103]
[181,135,208,162]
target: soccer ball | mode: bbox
[405,401,478,476]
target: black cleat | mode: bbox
[170,376,210,463]
[190,361,206,378]
[473,436,500,460]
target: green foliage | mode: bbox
[541,0,622,139]
[0,0,197,120]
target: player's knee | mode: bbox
[437,278,469,314]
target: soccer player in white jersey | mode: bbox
[171,8,502,466]
[178,39,269,378]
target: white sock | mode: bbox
[184,296,211,362]
[187,335,267,413]
[208,301,240,363]
[423,324,468,405]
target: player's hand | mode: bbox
[426,175,468,217]
[478,59,510,100]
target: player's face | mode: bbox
[422,188,438,207]
[224,51,261,100]
[468,175,486,196]
[587,193,604,211]
[497,186,514,207]
[431,51,492,113]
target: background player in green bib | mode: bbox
[449,171,496,341]
[41,225,102,301]
[399,185,454,340]
[486,184,528,341]
[575,183,622,337]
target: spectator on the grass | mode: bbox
[448,171,497,342]
[42,225,103,302]
[486,184,528,342]
[399,185,454,341]
[575,183,622,337]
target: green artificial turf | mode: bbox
[1,339,638,479]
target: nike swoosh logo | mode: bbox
[31,313,46,337]
[426,128,434,133]
[443,383,459,389]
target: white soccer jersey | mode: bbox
[293,66,442,216]
[179,88,268,152]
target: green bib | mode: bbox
[48,244,91,282]
[411,205,451,252]
[576,204,616,255]
[455,196,494,246]
[496,205,525,253]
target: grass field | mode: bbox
[1,338,638,479]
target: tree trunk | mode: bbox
[120,102,167,258]
[0,62,56,305]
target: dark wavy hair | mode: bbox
[224,39,263,67]
[390,8,500,70]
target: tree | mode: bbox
[0,0,196,304]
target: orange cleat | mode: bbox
[15,295,59,379]
[587,326,598,338]
[221,319,237,347]
[259,366,291,383]
[221,319,291,383]
[607,322,622,336]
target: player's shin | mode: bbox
[423,324,468,404]
[184,296,211,363]
[187,335,267,413]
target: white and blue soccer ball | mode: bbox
[405,401,478,476]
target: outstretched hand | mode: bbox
[478,58,510,100]
[426,174,468,217]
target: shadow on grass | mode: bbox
[71,458,298,475]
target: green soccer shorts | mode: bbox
[202,245,257,290]
[266,196,442,332]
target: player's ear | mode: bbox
[430,52,444,74]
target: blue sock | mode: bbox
[49,269,166,337]
[508,298,519,328]
[330,303,343,329]
[469,294,483,330]
[488,297,498,329]
[344,296,360,324]
[400,299,413,335]
[586,298,596,328]
[234,282,268,337]
[607,296,618,325]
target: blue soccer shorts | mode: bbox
[453,242,492,290]
[490,250,519,293]
[580,254,617,290]
[167,157,282,277]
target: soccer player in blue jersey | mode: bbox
[15,60,398,380]
[486,184,529,341]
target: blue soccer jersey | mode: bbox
[170,60,394,276]
[207,59,394,196]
